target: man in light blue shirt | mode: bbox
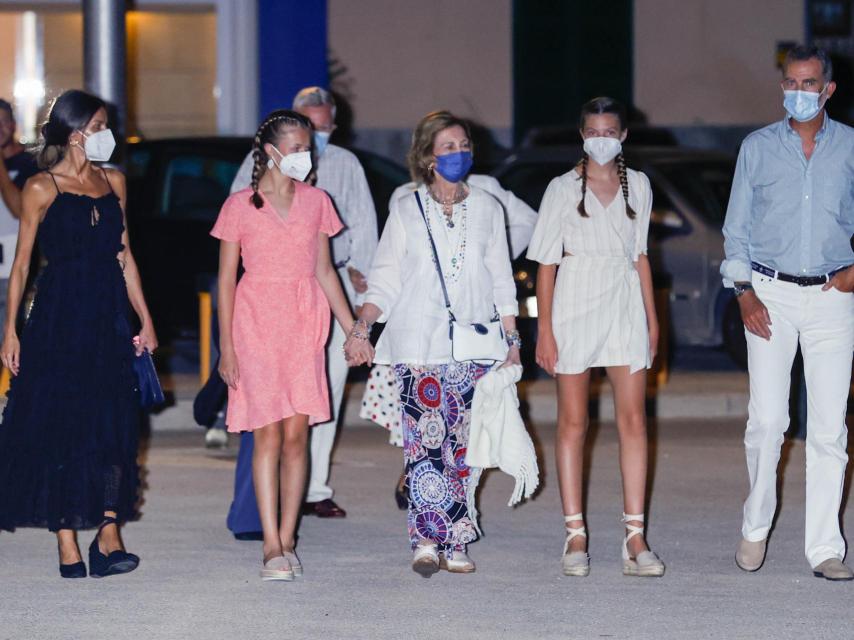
[722,46,854,581]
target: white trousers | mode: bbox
[742,273,853,568]
[306,268,354,503]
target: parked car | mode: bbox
[491,145,747,367]
[125,137,409,343]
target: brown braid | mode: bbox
[616,153,636,219]
[576,153,590,218]
[248,109,313,209]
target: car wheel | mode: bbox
[722,298,748,369]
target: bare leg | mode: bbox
[57,529,81,564]
[606,365,650,557]
[556,371,591,553]
[253,421,285,562]
[97,510,126,554]
[279,414,310,552]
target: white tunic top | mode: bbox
[390,174,538,260]
[231,144,378,305]
[526,168,653,374]
[366,184,518,365]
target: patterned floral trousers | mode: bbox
[394,362,489,555]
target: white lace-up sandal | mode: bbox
[621,513,665,577]
[562,513,590,577]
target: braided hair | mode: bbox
[576,96,636,220]
[249,109,312,209]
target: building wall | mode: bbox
[327,0,513,160]
[634,0,805,126]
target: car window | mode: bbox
[653,161,734,227]
[127,148,152,180]
[160,154,242,221]
[495,162,576,209]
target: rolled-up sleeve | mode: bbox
[721,141,755,286]
[526,177,565,265]
[364,198,406,323]
[485,204,520,317]
[230,151,254,194]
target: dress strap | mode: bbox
[101,168,115,195]
[47,171,62,194]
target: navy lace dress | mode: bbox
[0,172,140,532]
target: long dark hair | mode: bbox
[249,109,312,209]
[38,89,107,169]
[577,96,635,220]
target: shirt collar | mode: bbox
[783,111,831,140]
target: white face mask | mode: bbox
[583,136,622,165]
[783,87,826,123]
[267,146,312,181]
[79,129,116,162]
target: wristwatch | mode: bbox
[733,282,753,297]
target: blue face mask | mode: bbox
[313,130,331,157]
[434,151,473,183]
[783,87,826,122]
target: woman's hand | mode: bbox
[134,324,159,356]
[535,330,558,377]
[1,332,21,376]
[499,345,521,369]
[648,320,659,363]
[343,335,374,367]
[219,347,240,389]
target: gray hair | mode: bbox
[292,86,337,119]
[784,45,833,82]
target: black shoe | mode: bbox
[302,499,346,518]
[88,517,139,578]
[394,484,408,511]
[59,561,87,579]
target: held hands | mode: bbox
[343,318,375,367]
[535,330,558,377]
[738,290,772,340]
[1,332,21,376]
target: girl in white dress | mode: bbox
[527,97,664,578]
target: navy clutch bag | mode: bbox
[133,349,165,409]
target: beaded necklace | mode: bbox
[423,186,468,285]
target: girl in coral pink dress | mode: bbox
[212,110,370,581]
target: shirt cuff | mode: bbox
[496,302,519,317]
[720,259,752,288]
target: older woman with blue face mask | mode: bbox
[345,111,520,577]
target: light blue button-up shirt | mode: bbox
[721,114,854,285]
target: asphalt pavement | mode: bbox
[2,414,854,640]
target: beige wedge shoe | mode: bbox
[621,513,665,578]
[439,547,476,573]
[412,542,440,578]
[562,513,590,577]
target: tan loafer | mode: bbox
[412,543,439,578]
[260,556,294,582]
[813,558,854,581]
[439,549,476,573]
[735,538,767,572]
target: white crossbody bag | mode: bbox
[414,191,507,363]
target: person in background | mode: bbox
[0,90,157,578]
[722,45,854,581]
[346,110,520,577]
[225,87,377,529]
[0,100,39,334]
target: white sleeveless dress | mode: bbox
[526,168,653,374]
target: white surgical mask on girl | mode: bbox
[79,129,116,162]
[268,146,312,181]
[583,136,622,165]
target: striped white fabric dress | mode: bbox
[527,168,653,374]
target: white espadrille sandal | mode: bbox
[621,513,664,577]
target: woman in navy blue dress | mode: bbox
[0,90,157,578]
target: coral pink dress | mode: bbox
[211,183,343,432]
